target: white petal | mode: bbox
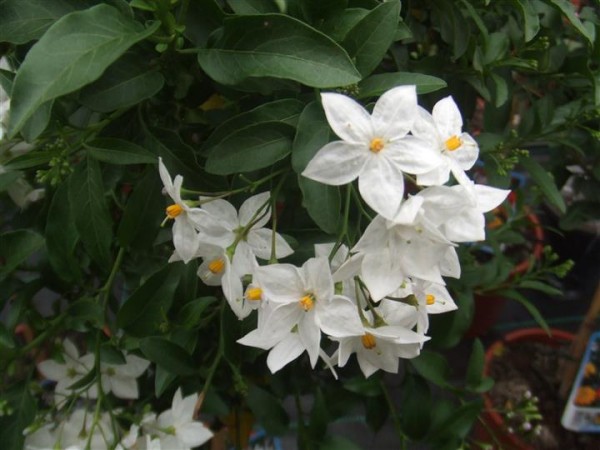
[178,422,213,447]
[372,85,417,140]
[172,219,200,264]
[255,264,304,303]
[247,228,293,260]
[393,195,424,225]
[332,253,363,282]
[301,257,333,302]
[302,141,366,185]
[117,354,150,378]
[352,215,388,253]
[386,135,444,175]
[320,92,372,143]
[222,259,249,319]
[318,296,364,337]
[443,209,485,242]
[232,241,256,275]
[239,192,271,228]
[411,106,442,145]
[416,165,450,186]
[361,249,404,301]
[298,310,321,367]
[62,338,80,360]
[158,158,174,195]
[359,155,404,220]
[201,198,238,229]
[37,360,66,381]
[110,376,139,399]
[440,247,461,278]
[432,96,463,138]
[473,185,510,212]
[267,334,305,373]
[449,133,479,169]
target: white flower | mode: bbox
[302,86,442,220]
[80,353,150,400]
[57,409,114,450]
[37,339,90,402]
[149,388,212,450]
[411,96,479,187]
[158,158,213,263]
[24,423,56,450]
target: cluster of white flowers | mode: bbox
[159,86,510,378]
[26,340,212,450]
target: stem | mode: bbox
[329,185,352,262]
[268,172,289,264]
[379,380,407,448]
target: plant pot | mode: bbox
[465,211,545,338]
[473,328,575,449]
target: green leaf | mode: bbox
[489,72,508,107]
[4,151,52,170]
[117,265,181,336]
[228,0,278,14]
[79,51,164,112]
[203,99,304,155]
[343,376,382,397]
[69,157,113,271]
[0,230,44,280]
[21,100,53,142]
[0,0,97,44]
[8,4,160,137]
[410,350,450,387]
[197,14,361,88]
[292,101,332,173]
[0,382,37,450]
[548,0,595,44]
[466,339,485,389]
[428,400,483,443]
[100,343,127,365]
[512,0,540,42]
[85,138,157,165]
[154,365,177,398]
[66,297,103,328]
[400,373,431,439]
[519,157,566,213]
[342,0,400,76]
[117,169,164,249]
[183,0,224,47]
[0,171,22,191]
[318,435,363,450]
[140,336,197,375]
[299,178,341,234]
[496,288,550,334]
[246,384,289,435]
[308,387,330,441]
[206,121,295,175]
[357,72,447,98]
[321,8,370,42]
[46,183,82,283]
[519,280,562,296]
[177,297,218,329]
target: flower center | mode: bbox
[369,137,385,153]
[444,135,462,151]
[361,333,376,349]
[208,258,225,274]
[426,294,435,305]
[299,294,315,311]
[246,287,263,301]
[166,204,183,219]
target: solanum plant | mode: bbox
[0,1,597,449]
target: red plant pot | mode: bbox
[465,211,545,338]
[473,328,575,449]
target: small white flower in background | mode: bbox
[143,388,212,450]
[37,339,90,402]
[23,423,55,450]
[80,353,150,400]
[411,96,479,187]
[0,56,11,141]
[302,86,442,220]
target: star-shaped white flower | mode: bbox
[302,86,443,220]
[411,96,479,187]
[80,353,150,400]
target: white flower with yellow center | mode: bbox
[302,86,443,220]
[411,96,479,187]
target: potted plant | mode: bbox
[0,1,597,450]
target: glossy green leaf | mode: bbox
[246,384,289,435]
[177,297,218,329]
[140,336,197,375]
[183,0,224,47]
[85,138,157,165]
[79,52,164,112]
[0,171,22,191]
[321,8,369,42]
[549,0,595,44]
[117,265,181,336]
[8,4,160,137]
[0,230,45,280]
[298,178,341,234]
[117,169,164,249]
[45,182,82,283]
[512,0,540,42]
[496,288,550,334]
[197,14,361,88]
[4,151,52,170]
[519,157,566,213]
[100,343,127,365]
[428,400,483,443]
[357,72,447,98]
[343,376,382,397]
[228,0,278,14]
[292,101,332,173]
[342,0,400,76]
[400,373,431,439]
[69,157,113,271]
[0,0,97,44]
[410,350,450,387]
[20,100,53,142]
[202,99,304,155]
[205,121,295,175]
[154,366,177,398]
[66,297,103,328]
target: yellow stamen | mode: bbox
[246,287,263,301]
[369,137,385,153]
[166,204,183,219]
[444,135,462,151]
[426,294,435,305]
[299,294,315,311]
[208,258,225,274]
[361,333,376,350]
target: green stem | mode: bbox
[329,184,352,262]
[268,172,289,264]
